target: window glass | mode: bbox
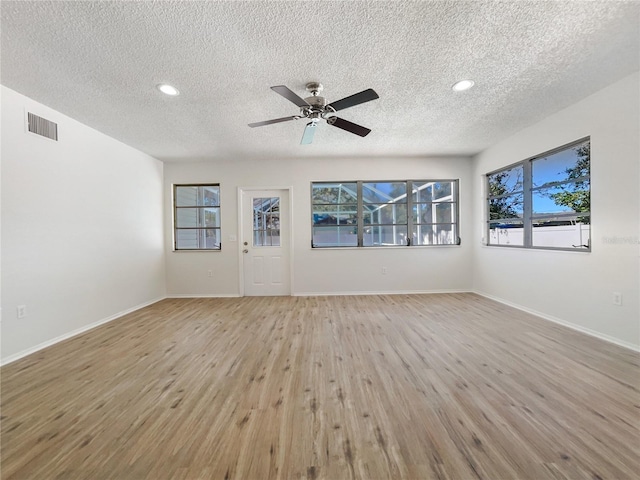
[413,202,456,224]
[174,184,221,250]
[488,194,524,220]
[532,181,590,215]
[413,181,455,202]
[175,185,220,207]
[362,182,407,203]
[362,182,407,247]
[488,221,525,246]
[488,166,523,197]
[312,183,358,204]
[363,204,408,225]
[311,182,360,248]
[312,210,358,226]
[175,207,220,228]
[363,225,408,246]
[532,145,590,187]
[312,226,358,247]
[253,197,280,247]
[312,180,459,247]
[532,217,590,249]
[412,224,457,245]
[175,224,221,250]
[486,139,590,250]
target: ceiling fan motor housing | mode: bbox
[304,95,328,108]
[302,95,333,121]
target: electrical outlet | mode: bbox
[381,266,387,275]
[612,292,622,306]
[208,270,213,277]
[17,305,27,319]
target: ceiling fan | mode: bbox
[248,82,379,144]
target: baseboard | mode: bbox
[170,291,466,298]
[473,290,640,353]
[166,294,241,298]
[1,296,167,366]
[168,291,467,298]
[293,289,470,297]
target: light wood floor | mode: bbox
[1,294,639,480]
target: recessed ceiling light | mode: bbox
[452,80,475,92]
[156,83,180,96]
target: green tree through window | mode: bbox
[548,142,590,224]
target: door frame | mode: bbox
[237,186,294,296]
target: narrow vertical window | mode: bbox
[411,180,459,245]
[311,182,358,247]
[174,184,221,250]
[531,140,590,249]
[362,182,408,246]
[487,165,525,246]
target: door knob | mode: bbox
[243,249,248,254]
[243,241,248,246]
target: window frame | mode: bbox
[486,137,590,252]
[311,179,460,248]
[173,183,221,251]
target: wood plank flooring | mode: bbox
[1,293,639,479]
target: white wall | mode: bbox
[471,72,640,350]
[1,86,166,363]
[164,156,473,296]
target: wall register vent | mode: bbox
[27,112,58,141]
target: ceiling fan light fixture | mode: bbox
[452,79,475,92]
[156,83,180,96]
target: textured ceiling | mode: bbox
[1,1,639,163]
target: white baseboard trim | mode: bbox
[1,296,167,366]
[166,294,241,298]
[293,289,470,297]
[473,290,640,353]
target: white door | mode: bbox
[241,189,291,296]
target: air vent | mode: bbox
[27,112,58,141]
